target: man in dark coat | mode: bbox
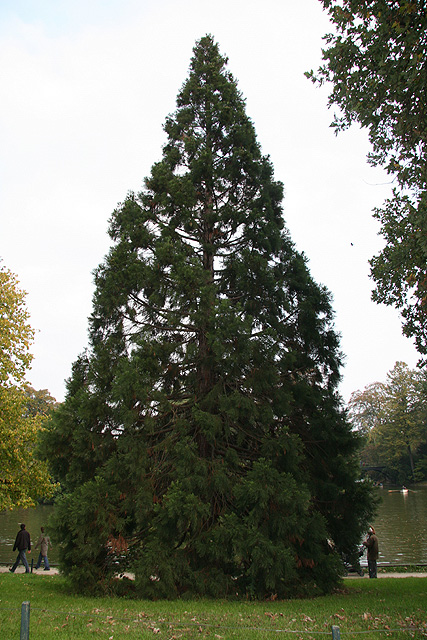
[363,526,379,578]
[10,523,31,573]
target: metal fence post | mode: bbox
[20,601,30,640]
[331,625,341,640]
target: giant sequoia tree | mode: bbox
[44,36,374,598]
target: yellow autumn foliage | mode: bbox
[0,262,57,510]
[0,385,57,510]
[0,264,34,386]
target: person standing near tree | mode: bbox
[363,526,379,578]
[34,526,52,571]
[9,523,31,573]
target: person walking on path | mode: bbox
[363,526,379,578]
[10,523,31,573]
[34,526,52,571]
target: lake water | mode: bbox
[369,485,427,565]
[1,486,427,566]
[0,504,59,565]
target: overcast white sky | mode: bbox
[0,0,419,403]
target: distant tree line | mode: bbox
[348,362,427,484]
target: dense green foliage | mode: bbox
[1,573,427,639]
[43,36,374,598]
[349,361,427,483]
[308,1,427,358]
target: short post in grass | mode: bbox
[20,601,30,640]
[331,625,341,640]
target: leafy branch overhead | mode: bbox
[308,1,427,357]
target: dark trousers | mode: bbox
[368,558,377,579]
[11,549,30,573]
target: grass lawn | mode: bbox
[0,574,426,639]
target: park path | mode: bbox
[0,565,59,574]
[1,565,426,579]
[344,571,427,579]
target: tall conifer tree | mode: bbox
[44,36,374,598]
